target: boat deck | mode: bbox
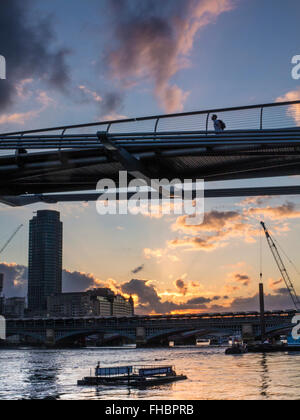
[78,374,187,388]
[77,364,187,387]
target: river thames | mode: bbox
[0,346,299,400]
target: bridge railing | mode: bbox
[0,100,300,152]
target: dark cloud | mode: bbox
[234,273,251,286]
[175,279,187,296]
[0,264,106,297]
[186,296,212,305]
[269,278,283,290]
[121,279,160,308]
[0,263,27,297]
[1,260,296,315]
[120,278,299,315]
[131,264,145,275]
[121,278,220,314]
[62,270,105,293]
[77,86,124,118]
[229,289,297,312]
[104,0,233,112]
[101,92,124,116]
[275,288,289,296]
[0,0,70,111]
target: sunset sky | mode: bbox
[1,0,300,314]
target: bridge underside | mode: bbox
[7,323,293,346]
[1,100,300,204]
[0,136,300,197]
[0,135,300,195]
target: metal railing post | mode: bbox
[154,117,160,136]
[106,123,112,134]
[206,113,210,136]
[260,107,264,130]
[60,128,66,151]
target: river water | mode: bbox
[0,346,299,400]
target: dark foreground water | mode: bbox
[0,346,299,400]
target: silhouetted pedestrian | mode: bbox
[211,115,226,133]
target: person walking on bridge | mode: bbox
[212,114,226,133]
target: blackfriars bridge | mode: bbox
[6,310,297,346]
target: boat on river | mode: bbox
[77,364,187,388]
[225,337,248,355]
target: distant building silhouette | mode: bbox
[28,210,63,314]
[47,289,134,318]
[0,273,3,315]
[4,297,25,318]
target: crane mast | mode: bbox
[0,224,23,255]
[0,224,23,301]
[261,221,300,310]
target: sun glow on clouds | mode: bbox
[277,88,300,125]
[0,88,55,125]
[78,85,102,103]
[16,78,34,99]
[164,201,300,253]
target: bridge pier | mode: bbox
[136,327,147,348]
[242,324,255,343]
[45,329,56,347]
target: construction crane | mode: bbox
[0,224,23,255]
[0,224,23,299]
[261,221,300,310]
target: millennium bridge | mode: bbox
[0,100,300,206]
[6,310,297,346]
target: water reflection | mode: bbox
[22,350,61,400]
[260,353,270,398]
[0,347,299,400]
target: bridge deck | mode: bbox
[6,310,296,345]
[0,101,300,202]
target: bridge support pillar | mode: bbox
[136,327,147,348]
[242,324,255,343]
[45,329,56,347]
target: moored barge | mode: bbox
[77,364,187,388]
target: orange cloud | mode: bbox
[0,110,40,125]
[144,247,180,262]
[0,90,55,125]
[225,285,241,293]
[246,202,300,221]
[170,209,260,252]
[16,78,34,99]
[78,85,102,103]
[277,88,300,124]
[268,277,284,291]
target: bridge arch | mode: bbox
[55,329,136,345]
[6,330,45,344]
[146,327,234,344]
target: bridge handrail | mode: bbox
[0,100,299,137]
[2,126,300,141]
[1,128,300,150]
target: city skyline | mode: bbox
[1,197,299,315]
[0,0,300,315]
